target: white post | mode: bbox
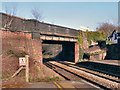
[25,55,29,82]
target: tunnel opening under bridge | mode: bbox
[42,40,79,63]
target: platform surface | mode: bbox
[25,80,101,89]
[92,60,120,66]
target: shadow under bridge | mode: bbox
[42,40,77,62]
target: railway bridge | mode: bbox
[1,13,79,63]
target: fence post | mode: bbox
[25,55,29,82]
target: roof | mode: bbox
[108,29,117,39]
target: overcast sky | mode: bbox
[1,1,118,31]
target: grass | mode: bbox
[7,50,26,58]
[29,76,61,82]
[1,72,12,79]
[17,70,25,77]
[2,70,25,79]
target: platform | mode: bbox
[92,60,120,66]
[25,80,101,89]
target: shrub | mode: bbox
[79,47,84,60]
[84,30,107,45]
[7,50,14,55]
[78,30,83,45]
[7,50,26,58]
[20,52,26,57]
[78,30,106,60]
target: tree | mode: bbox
[31,8,43,21]
[5,5,17,15]
[97,22,118,37]
[3,5,17,31]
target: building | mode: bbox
[108,30,120,43]
[80,26,89,31]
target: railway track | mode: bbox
[58,61,120,83]
[45,61,119,89]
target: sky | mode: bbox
[1,1,118,31]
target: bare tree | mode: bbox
[31,8,42,21]
[31,8,43,32]
[4,5,17,16]
[97,22,118,37]
[3,5,17,31]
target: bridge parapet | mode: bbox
[1,13,79,38]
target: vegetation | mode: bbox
[90,51,105,55]
[78,30,83,45]
[79,47,84,60]
[7,50,26,58]
[78,30,84,60]
[106,40,115,45]
[83,50,106,60]
[2,72,12,79]
[96,22,118,37]
[78,30,106,46]
[78,30,107,60]
[84,30,106,45]
[82,51,105,60]
[43,52,53,55]
[31,7,43,21]
[29,76,61,82]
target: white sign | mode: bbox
[19,57,26,66]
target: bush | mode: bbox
[7,50,26,58]
[77,30,106,60]
[78,30,83,45]
[79,47,84,60]
[7,50,14,55]
[84,30,107,45]
[20,52,26,57]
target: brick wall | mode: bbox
[75,43,79,63]
[2,31,42,62]
[2,30,43,79]
[90,53,106,60]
